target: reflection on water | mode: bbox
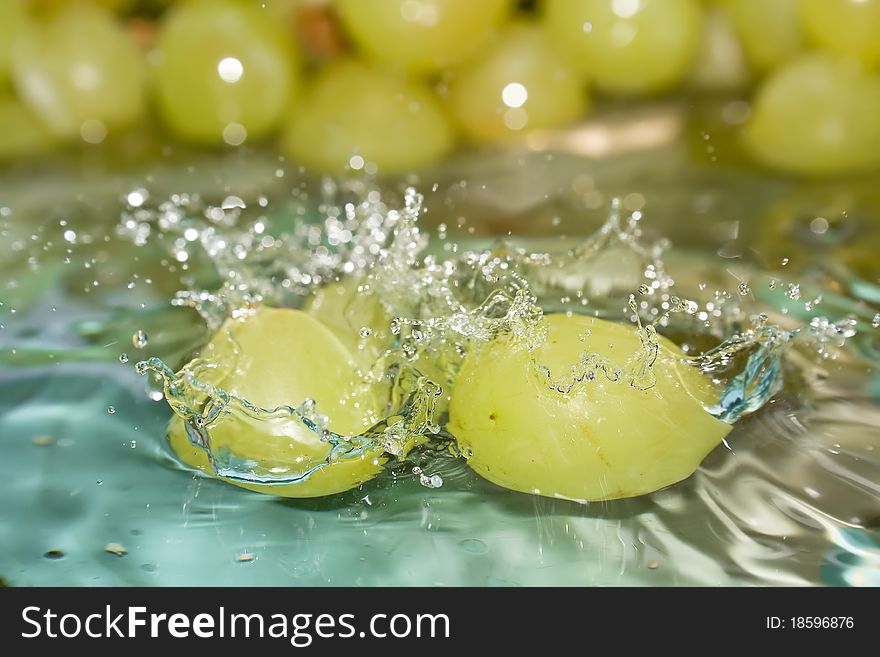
[0,159,878,586]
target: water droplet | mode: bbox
[781,257,790,266]
[129,440,137,448]
[118,353,129,364]
[786,283,801,301]
[768,279,777,290]
[359,327,372,338]
[132,330,148,349]
[106,406,116,414]
[738,282,750,296]
[638,284,650,295]
[873,313,880,329]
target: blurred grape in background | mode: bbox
[1,0,880,178]
[2,0,880,590]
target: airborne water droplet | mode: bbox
[872,313,880,329]
[132,330,148,349]
[119,353,129,364]
[106,406,116,414]
[738,282,750,296]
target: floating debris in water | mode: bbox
[104,543,128,557]
[235,551,256,563]
[31,435,56,446]
[43,550,65,560]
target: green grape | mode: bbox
[334,0,510,74]
[800,0,880,67]
[281,60,454,175]
[168,307,387,498]
[448,314,731,502]
[303,277,455,411]
[10,4,145,141]
[542,0,703,95]
[153,0,298,145]
[0,0,27,85]
[722,0,803,73]
[447,23,587,142]
[0,96,55,161]
[303,276,391,367]
[743,53,880,176]
[686,5,749,92]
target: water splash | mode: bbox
[124,184,859,491]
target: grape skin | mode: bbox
[167,307,386,498]
[744,53,880,176]
[800,0,880,67]
[153,0,298,145]
[0,0,27,85]
[447,23,587,142]
[448,313,731,502]
[10,4,145,141]
[335,0,511,74]
[722,0,804,73]
[542,0,703,95]
[281,60,453,175]
[0,95,55,161]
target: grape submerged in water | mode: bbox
[448,313,731,502]
[167,307,387,498]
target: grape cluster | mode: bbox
[2,0,880,176]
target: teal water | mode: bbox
[1,156,879,587]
